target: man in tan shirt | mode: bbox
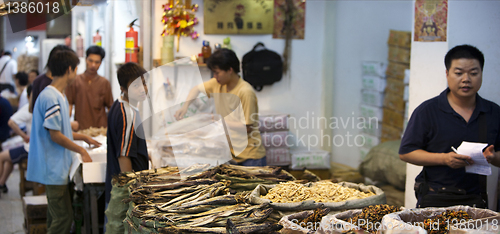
[66,46,113,130]
[175,49,266,166]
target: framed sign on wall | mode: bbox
[204,0,274,34]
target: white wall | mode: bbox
[152,0,326,150]
[109,0,143,99]
[448,1,500,105]
[3,16,27,60]
[330,1,413,167]
[404,0,500,208]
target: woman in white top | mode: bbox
[0,84,32,194]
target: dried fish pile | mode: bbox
[118,164,292,233]
[188,164,296,191]
[262,181,375,203]
[78,126,107,137]
[343,205,401,233]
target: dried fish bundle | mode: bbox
[343,204,401,233]
[189,164,295,183]
[261,181,375,203]
[121,164,294,233]
[226,219,283,234]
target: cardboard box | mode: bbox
[290,150,330,170]
[384,92,406,112]
[362,75,386,92]
[261,131,289,148]
[360,104,383,121]
[362,61,387,77]
[23,195,48,234]
[386,62,409,80]
[387,30,412,48]
[23,195,47,220]
[404,69,410,84]
[70,151,107,184]
[388,45,411,64]
[404,85,409,101]
[25,222,47,234]
[385,78,405,95]
[361,134,381,149]
[266,147,291,166]
[286,169,331,180]
[259,112,289,133]
[361,121,382,138]
[381,123,402,141]
[383,108,405,129]
[82,153,107,184]
[361,90,384,107]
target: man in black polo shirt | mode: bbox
[400,45,500,208]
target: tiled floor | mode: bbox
[0,165,29,234]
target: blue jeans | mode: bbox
[239,156,267,166]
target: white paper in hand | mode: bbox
[456,141,490,175]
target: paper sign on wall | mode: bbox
[414,0,448,42]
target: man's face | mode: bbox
[446,58,482,99]
[212,67,232,85]
[28,72,37,84]
[85,54,102,74]
[128,76,148,102]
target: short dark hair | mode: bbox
[48,51,80,76]
[445,45,484,71]
[117,62,147,89]
[86,46,105,60]
[29,69,39,76]
[207,49,240,73]
[46,45,72,69]
[15,72,29,86]
[4,51,12,56]
[27,84,33,98]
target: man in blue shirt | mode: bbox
[27,50,100,233]
[400,45,500,208]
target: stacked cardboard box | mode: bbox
[359,61,387,159]
[259,112,291,166]
[23,195,47,234]
[381,30,411,142]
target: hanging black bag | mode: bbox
[242,42,283,91]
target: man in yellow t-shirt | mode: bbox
[174,49,266,166]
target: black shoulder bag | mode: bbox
[416,113,489,208]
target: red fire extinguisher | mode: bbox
[93,29,102,47]
[125,19,139,63]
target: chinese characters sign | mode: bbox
[204,0,274,34]
[414,0,448,42]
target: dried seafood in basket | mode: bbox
[261,181,375,203]
[296,205,331,227]
[343,204,401,233]
[423,210,470,234]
